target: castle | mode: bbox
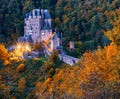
[18,9,79,66]
[18,9,61,51]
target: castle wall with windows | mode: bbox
[24,9,52,43]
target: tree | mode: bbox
[104,9,120,47]
[18,77,26,94]
[17,64,25,72]
[49,50,60,66]
[0,44,10,65]
[78,15,120,97]
[35,82,44,98]
[23,0,34,13]
[12,96,16,99]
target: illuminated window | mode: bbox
[42,32,45,35]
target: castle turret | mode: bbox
[44,9,51,27]
[70,41,74,51]
[51,32,61,51]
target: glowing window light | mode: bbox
[42,32,45,35]
[17,45,21,49]
[13,43,31,58]
[25,46,31,51]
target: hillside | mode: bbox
[0,0,120,99]
[1,0,120,51]
[0,51,69,98]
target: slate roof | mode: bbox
[52,32,62,40]
[41,21,51,30]
[44,10,51,19]
[25,9,51,19]
[57,31,62,39]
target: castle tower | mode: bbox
[51,31,62,51]
[24,8,52,43]
[70,41,74,51]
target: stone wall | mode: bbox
[59,54,79,66]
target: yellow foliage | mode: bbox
[34,10,120,98]
[104,9,120,46]
[17,64,25,72]
[36,82,43,94]
[4,60,10,66]
[44,78,52,85]
[0,44,10,63]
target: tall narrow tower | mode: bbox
[24,9,52,43]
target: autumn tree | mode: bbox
[105,10,120,47]
[38,11,120,98]
[18,77,26,94]
[0,44,10,65]
[35,82,44,98]
[12,96,16,99]
[36,78,52,98]
[77,12,120,98]
[17,64,25,72]
[49,50,60,66]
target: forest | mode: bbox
[0,0,120,99]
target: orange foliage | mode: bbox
[12,96,16,99]
[18,77,26,93]
[17,64,25,72]
[55,18,60,24]
[77,25,120,96]
[0,44,10,65]
[104,9,120,46]
[36,82,43,97]
[62,15,67,22]
[35,11,120,98]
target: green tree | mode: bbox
[23,0,34,13]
